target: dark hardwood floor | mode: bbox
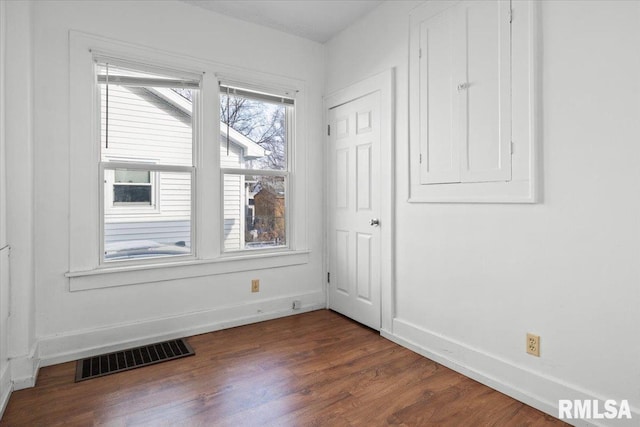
[1,310,566,426]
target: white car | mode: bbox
[105,240,190,260]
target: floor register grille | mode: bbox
[75,338,195,382]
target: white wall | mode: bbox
[4,0,638,423]
[0,0,11,416]
[21,0,325,371]
[327,0,639,423]
[3,0,38,393]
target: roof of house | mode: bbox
[148,87,267,159]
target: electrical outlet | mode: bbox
[251,279,260,293]
[527,333,540,357]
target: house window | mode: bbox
[219,85,293,251]
[69,34,309,286]
[104,166,159,212]
[96,59,199,262]
[113,169,152,205]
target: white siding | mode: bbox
[104,221,190,247]
[100,85,192,167]
[102,84,248,251]
[102,84,192,223]
[102,85,192,247]
[221,142,244,251]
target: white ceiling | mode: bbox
[181,0,384,43]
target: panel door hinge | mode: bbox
[327,272,330,283]
[419,153,423,164]
[419,48,422,59]
[509,8,513,23]
[327,124,330,136]
[510,141,515,154]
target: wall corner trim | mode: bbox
[9,342,40,391]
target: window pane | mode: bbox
[220,92,287,171]
[115,169,150,183]
[104,171,192,261]
[114,185,151,204]
[223,174,286,251]
[98,61,197,263]
[99,64,195,167]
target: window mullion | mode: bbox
[195,71,219,260]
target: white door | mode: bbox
[328,91,381,330]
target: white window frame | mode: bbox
[112,177,154,207]
[67,32,310,291]
[221,170,290,253]
[103,158,161,215]
[94,57,199,266]
[219,87,294,254]
[99,164,196,265]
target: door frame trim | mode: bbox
[324,69,395,333]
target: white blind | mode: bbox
[219,84,295,106]
[95,57,201,88]
[97,75,200,88]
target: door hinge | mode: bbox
[509,8,513,23]
[510,141,515,154]
[419,48,422,59]
[327,124,330,136]
[419,153,423,164]
[327,272,330,283]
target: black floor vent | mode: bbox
[75,338,195,382]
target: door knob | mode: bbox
[370,218,380,227]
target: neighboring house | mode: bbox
[102,84,267,256]
[220,122,268,251]
[250,181,286,247]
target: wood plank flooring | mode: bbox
[1,310,566,426]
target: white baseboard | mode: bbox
[38,291,325,367]
[0,363,12,420]
[383,319,639,427]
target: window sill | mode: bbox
[66,250,310,292]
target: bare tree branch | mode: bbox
[220,94,286,170]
